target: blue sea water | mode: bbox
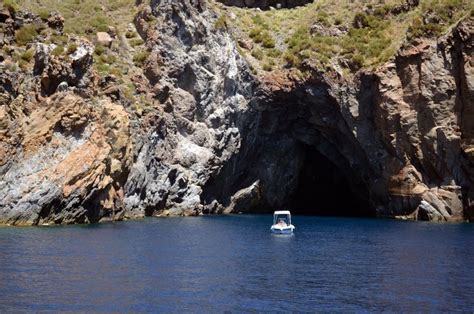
[0,215,473,312]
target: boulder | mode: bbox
[96,32,113,47]
[226,181,261,213]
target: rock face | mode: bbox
[124,0,253,217]
[0,0,473,225]
[122,0,473,222]
[0,10,132,225]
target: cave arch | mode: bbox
[201,79,375,218]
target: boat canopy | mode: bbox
[274,210,291,215]
[273,211,291,225]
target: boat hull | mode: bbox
[270,225,295,234]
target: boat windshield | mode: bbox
[274,214,290,225]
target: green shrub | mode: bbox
[20,48,35,62]
[18,58,29,70]
[125,30,136,39]
[50,34,68,45]
[351,54,364,69]
[109,67,122,77]
[66,43,78,54]
[99,53,116,64]
[262,62,273,72]
[252,14,269,29]
[353,12,369,28]
[51,45,64,56]
[249,28,263,40]
[249,28,275,48]
[90,15,109,32]
[3,0,18,11]
[94,45,106,56]
[37,9,50,20]
[214,15,227,30]
[133,50,149,66]
[15,25,38,45]
[317,15,329,26]
[283,52,298,67]
[129,38,144,47]
[267,48,282,58]
[95,62,109,74]
[251,48,264,60]
[261,33,275,48]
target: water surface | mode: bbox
[0,216,473,312]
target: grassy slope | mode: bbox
[214,0,473,75]
[16,0,136,35]
[9,0,473,78]
[11,0,149,103]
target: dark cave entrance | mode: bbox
[290,145,373,217]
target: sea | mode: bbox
[0,215,473,312]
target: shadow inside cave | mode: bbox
[290,145,373,217]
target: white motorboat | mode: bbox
[270,210,295,234]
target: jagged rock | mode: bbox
[47,11,64,32]
[390,0,419,15]
[417,187,463,222]
[35,40,94,95]
[0,7,11,23]
[125,0,253,217]
[225,180,261,213]
[133,6,153,40]
[238,38,253,50]
[0,93,132,225]
[33,43,51,75]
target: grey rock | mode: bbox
[56,81,68,92]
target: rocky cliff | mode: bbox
[0,0,473,225]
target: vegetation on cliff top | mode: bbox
[8,0,148,102]
[214,0,473,74]
[16,0,136,35]
[7,0,473,78]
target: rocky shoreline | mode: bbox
[0,0,473,225]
